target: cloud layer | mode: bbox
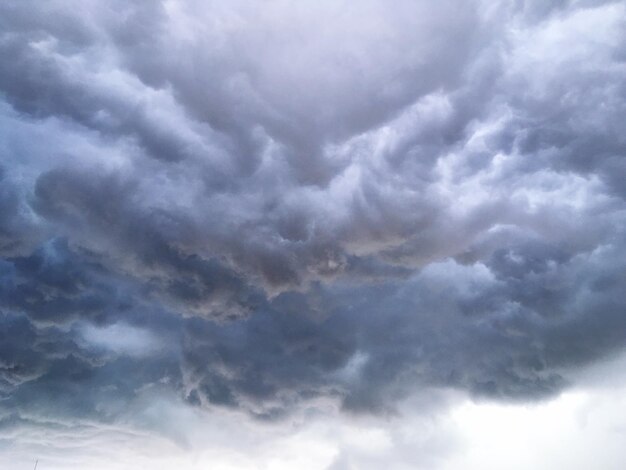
[1,0,625,464]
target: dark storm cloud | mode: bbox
[0,167,41,256]
[180,232,626,415]
[0,238,127,324]
[0,235,183,424]
[32,167,264,319]
[0,0,625,434]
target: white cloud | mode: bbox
[80,323,162,357]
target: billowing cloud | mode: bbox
[0,0,625,467]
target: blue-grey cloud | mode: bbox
[0,0,625,457]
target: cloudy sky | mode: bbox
[1,0,625,468]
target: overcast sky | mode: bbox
[1,0,626,468]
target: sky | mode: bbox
[0,0,625,468]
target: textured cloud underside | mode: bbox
[0,0,625,429]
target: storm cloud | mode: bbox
[0,0,625,467]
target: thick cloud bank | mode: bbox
[0,0,625,458]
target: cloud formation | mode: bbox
[0,0,625,464]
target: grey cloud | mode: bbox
[0,299,182,427]
[181,232,626,415]
[0,0,625,450]
[33,167,264,319]
[110,0,488,181]
[5,0,622,292]
[0,314,43,392]
[0,167,41,256]
[0,238,131,324]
